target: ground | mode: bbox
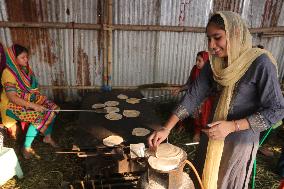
[1,100,283,189]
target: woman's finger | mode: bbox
[208,121,222,127]
[152,132,159,147]
[208,128,215,134]
[156,138,162,147]
[148,133,155,148]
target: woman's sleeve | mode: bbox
[173,63,213,120]
[1,69,17,93]
[185,65,196,86]
[247,56,284,133]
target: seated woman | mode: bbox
[0,44,60,159]
[0,42,19,139]
[172,51,214,142]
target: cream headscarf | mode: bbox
[210,11,277,122]
[202,11,277,189]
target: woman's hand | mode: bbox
[148,128,170,150]
[202,120,235,140]
[29,103,47,112]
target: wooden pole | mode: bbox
[103,28,108,88]
[107,0,113,88]
[39,83,180,90]
[249,26,284,33]
[111,24,205,33]
[0,21,101,30]
[0,21,283,35]
[102,2,108,89]
[39,85,138,90]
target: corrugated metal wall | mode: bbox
[112,0,211,86]
[249,0,284,78]
[0,0,283,100]
[0,0,102,100]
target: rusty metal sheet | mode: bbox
[0,0,283,102]
[3,0,102,97]
[261,0,283,27]
[213,0,245,13]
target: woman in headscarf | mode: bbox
[172,51,209,95]
[0,42,20,139]
[0,44,60,159]
[148,11,284,189]
[172,51,214,142]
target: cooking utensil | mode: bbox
[47,109,107,113]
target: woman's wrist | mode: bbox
[161,127,171,133]
[232,120,240,132]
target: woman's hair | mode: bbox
[13,44,29,57]
[206,14,225,31]
[197,51,209,62]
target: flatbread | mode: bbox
[148,144,186,172]
[105,112,122,120]
[148,156,180,171]
[92,103,105,109]
[155,143,183,159]
[132,128,150,136]
[123,110,140,118]
[104,107,120,113]
[117,94,128,100]
[104,101,119,107]
[103,135,123,147]
[126,98,140,104]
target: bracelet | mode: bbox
[233,120,240,132]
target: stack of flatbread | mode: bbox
[155,143,184,159]
[148,143,185,172]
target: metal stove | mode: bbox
[144,150,188,189]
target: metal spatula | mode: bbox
[47,109,107,113]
